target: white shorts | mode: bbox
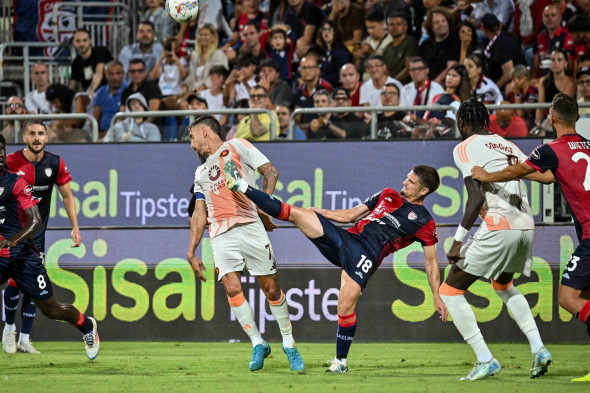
[457,228,534,280]
[210,221,277,281]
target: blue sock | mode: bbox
[19,294,36,335]
[74,313,94,335]
[336,313,357,359]
[245,187,291,221]
[3,284,19,325]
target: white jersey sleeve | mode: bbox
[228,138,269,175]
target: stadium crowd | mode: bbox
[4,0,590,142]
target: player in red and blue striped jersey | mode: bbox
[472,93,590,382]
[223,163,448,372]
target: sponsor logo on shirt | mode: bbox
[208,165,221,181]
[0,219,5,224]
[408,211,417,220]
[531,149,541,160]
[0,187,3,196]
[355,271,364,279]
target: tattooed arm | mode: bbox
[256,161,280,231]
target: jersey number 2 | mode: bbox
[572,152,590,191]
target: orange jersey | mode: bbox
[193,139,269,238]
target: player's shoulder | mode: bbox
[228,138,255,150]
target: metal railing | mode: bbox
[291,105,458,140]
[110,108,278,140]
[0,42,76,96]
[0,114,99,142]
[52,2,131,58]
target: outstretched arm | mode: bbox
[309,203,370,224]
[187,200,208,282]
[447,176,485,264]
[257,161,280,231]
[471,162,536,183]
[423,245,447,322]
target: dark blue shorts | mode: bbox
[310,213,378,289]
[0,254,53,301]
[561,238,590,290]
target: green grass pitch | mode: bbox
[0,342,588,392]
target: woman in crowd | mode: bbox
[315,20,352,88]
[183,23,229,94]
[457,21,482,65]
[505,64,539,130]
[535,48,576,129]
[464,54,503,104]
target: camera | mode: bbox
[164,42,173,52]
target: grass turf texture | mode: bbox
[0,342,588,392]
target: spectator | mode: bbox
[93,60,129,138]
[118,21,163,81]
[222,0,268,56]
[316,20,352,88]
[258,58,294,108]
[177,95,209,141]
[120,58,163,124]
[45,84,92,141]
[330,87,368,139]
[308,89,347,139]
[513,0,551,66]
[283,0,324,58]
[480,13,524,89]
[294,55,333,126]
[104,93,161,142]
[376,83,411,139]
[25,63,52,115]
[184,23,229,93]
[400,57,445,121]
[236,22,266,63]
[457,21,482,65]
[488,102,529,137]
[225,99,250,140]
[200,65,229,124]
[531,5,574,78]
[142,0,177,44]
[471,0,514,28]
[353,7,392,73]
[464,54,503,104]
[567,14,590,76]
[276,105,307,140]
[1,96,27,143]
[260,25,295,82]
[553,0,575,28]
[579,52,590,69]
[382,12,419,85]
[577,66,590,117]
[326,0,365,53]
[505,64,539,129]
[223,53,258,107]
[535,48,577,127]
[360,54,403,107]
[235,85,279,141]
[427,63,470,128]
[150,36,188,109]
[452,0,474,26]
[69,28,113,96]
[339,63,362,107]
[419,7,460,85]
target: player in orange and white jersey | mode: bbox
[440,99,555,380]
[186,115,304,373]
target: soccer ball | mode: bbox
[165,0,200,23]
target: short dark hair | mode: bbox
[236,53,257,67]
[209,65,229,77]
[190,115,221,135]
[409,56,427,66]
[269,27,287,40]
[138,20,155,31]
[567,14,590,32]
[129,58,146,67]
[22,120,47,134]
[250,84,268,95]
[413,165,440,196]
[366,7,385,23]
[259,58,280,72]
[387,11,408,25]
[74,28,91,38]
[551,93,579,127]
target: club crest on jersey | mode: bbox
[45,168,52,177]
[220,149,229,157]
[208,165,221,181]
[408,211,417,220]
[16,170,25,176]
[24,185,32,195]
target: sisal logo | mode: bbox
[208,165,220,181]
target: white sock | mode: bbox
[230,298,265,347]
[269,293,295,348]
[4,323,15,332]
[440,293,494,363]
[495,285,544,353]
[19,333,29,344]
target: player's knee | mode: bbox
[263,286,281,302]
[36,300,62,320]
[225,284,243,298]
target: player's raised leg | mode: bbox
[33,296,99,360]
[222,272,270,371]
[492,273,551,378]
[440,267,500,381]
[327,271,361,373]
[258,275,305,372]
[2,279,19,353]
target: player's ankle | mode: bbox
[4,323,16,332]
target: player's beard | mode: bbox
[27,141,45,155]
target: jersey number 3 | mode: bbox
[572,152,590,191]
